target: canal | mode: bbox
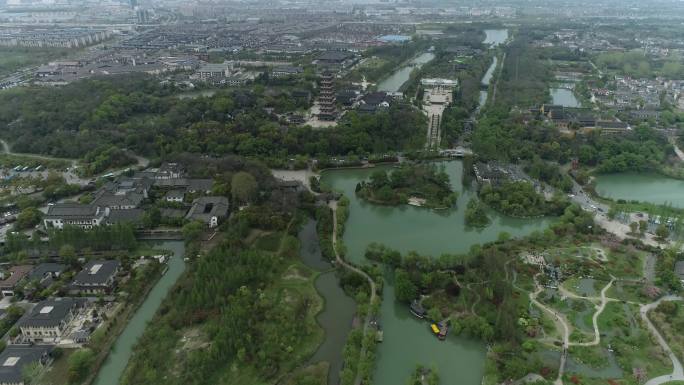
[92,241,186,385]
[377,52,435,93]
[298,220,357,385]
[478,29,507,110]
[321,161,553,385]
[594,172,684,208]
[479,56,498,110]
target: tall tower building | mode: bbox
[318,72,336,121]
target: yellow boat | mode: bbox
[430,324,440,334]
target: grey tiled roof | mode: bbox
[72,260,120,286]
[45,203,99,218]
[0,346,52,384]
[19,298,84,328]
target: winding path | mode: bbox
[329,200,377,385]
[0,139,77,167]
[641,296,684,385]
[525,273,616,385]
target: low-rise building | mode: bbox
[596,121,631,135]
[19,298,86,343]
[70,260,120,295]
[165,189,186,203]
[0,346,53,385]
[91,190,144,210]
[43,204,108,230]
[0,265,33,297]
[28,263,65,288]
[185,197,229,228]
[272,66,304,78]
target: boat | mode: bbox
[376,330,384,343]
[430,323,440,334]
[437,321,449,341]
[410,299,427,319]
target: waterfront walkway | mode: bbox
[329,200,378,385]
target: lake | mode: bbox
[550,88,580,108]
[321,161,552,385]
[595,172,684,208]
[483,29,509,47]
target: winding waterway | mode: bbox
[321,161,552,385]
[299,220,357,385]
[594,172,684,208]
[93,241,186,385]
[377,52,435,93]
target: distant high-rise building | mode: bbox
[136,7,149,24]
[318,72,337,121]
[129,0,137,8]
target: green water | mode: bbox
[377,52,435,93]
[550,88,580,108]
[595,172,684,208]
[483,29,509,47]
[321,161,552,385]
[93,241,186,385]
[298,220,357,385]
[322,161,554,263]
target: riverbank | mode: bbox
[298,219,357,385]
[90,242,186,385]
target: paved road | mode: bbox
[667,136,684,162]
[641,296,684,385]
[568,179,666,248]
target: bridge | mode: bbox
[439,147,473,158]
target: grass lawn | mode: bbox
[599,302,673,380]
[46,348,77,384]
[650,306,684,365]
[0,47,75,77]
[254,231,285,252]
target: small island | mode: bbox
[464,199,491,228]
[355,164,458,209]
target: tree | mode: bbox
[142,207,161,229]
[16,207,42,230]
[656,224,670,240]
[629,222,639,235]
[59,244,77,267]
[394,269,417,303]
[182,221,205,243]
[68,348,95,383]
[231,172,258,204]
